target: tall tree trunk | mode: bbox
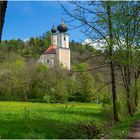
[134,72,139,111]
[125,23,133,116]
[0,1,7,42]
[106,1,119,123]
[126,75,132,116]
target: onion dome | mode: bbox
[57,21,68,33]
[51,25,57,34]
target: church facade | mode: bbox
[39,21,70,70]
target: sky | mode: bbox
[2,1,85,42]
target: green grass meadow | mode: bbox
[0,102,103,139]
[0,101,139,139]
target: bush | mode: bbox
[75,72,95,102]
[28,98,43,103]
[43,95,54,103]
[101,103,113,125]
[50,81,67,103]
[79,121,101,139]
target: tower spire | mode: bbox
[51,19,57,34]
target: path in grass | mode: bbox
[128,120,140,139]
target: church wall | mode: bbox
[39,54,57,68]
[58,48,70,70]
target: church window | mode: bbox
[47,59,49,63]
[64,36,66,41]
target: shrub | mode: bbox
[50,81,67,103]
[43,95,54,103]
[101,103,113,125]
[79,121,101,139]
[75,72,95,102]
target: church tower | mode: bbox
[39,20,70,70]
[57,21,70,70]
[51,25,57,46]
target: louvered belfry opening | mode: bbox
[0,1,7,42]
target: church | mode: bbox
[39,21,70,70]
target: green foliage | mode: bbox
[0,51,75,103]
[0,32,105,104]
[50,80,67,103]
[0,31,51,59]
[43,95,54,103]
[109,112,140,139]
[101,104,113,125]
[72,63,88,71]
[35,64,48,73]
[70,63,97,102]
[0,53,29,101]
[77,72,95,102]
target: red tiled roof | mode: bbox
[43,45,57,54]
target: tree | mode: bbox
[0,31,51,59]
[106,1,119,121]
[113,1,140,116]
[0,53,31,101]
[72,63,96,102]
[0,1,7,42]
[60,1,119,123]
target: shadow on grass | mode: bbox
[0,117,86,139]
[39,107,103,119]
[0,104,103,139]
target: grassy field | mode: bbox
[0,101,139,139]
[0,102,103,139]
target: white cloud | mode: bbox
[82,38,138,51]
[82,39,107,50]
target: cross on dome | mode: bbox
[57,18,68,33]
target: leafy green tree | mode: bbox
[78,72,95,102]
[72,63,96,102]
[0,53,30,101]
[60,1,120,122]
[113,1,140,116]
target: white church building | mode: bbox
[39,21,70,70]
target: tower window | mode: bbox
[64,36,66,41]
